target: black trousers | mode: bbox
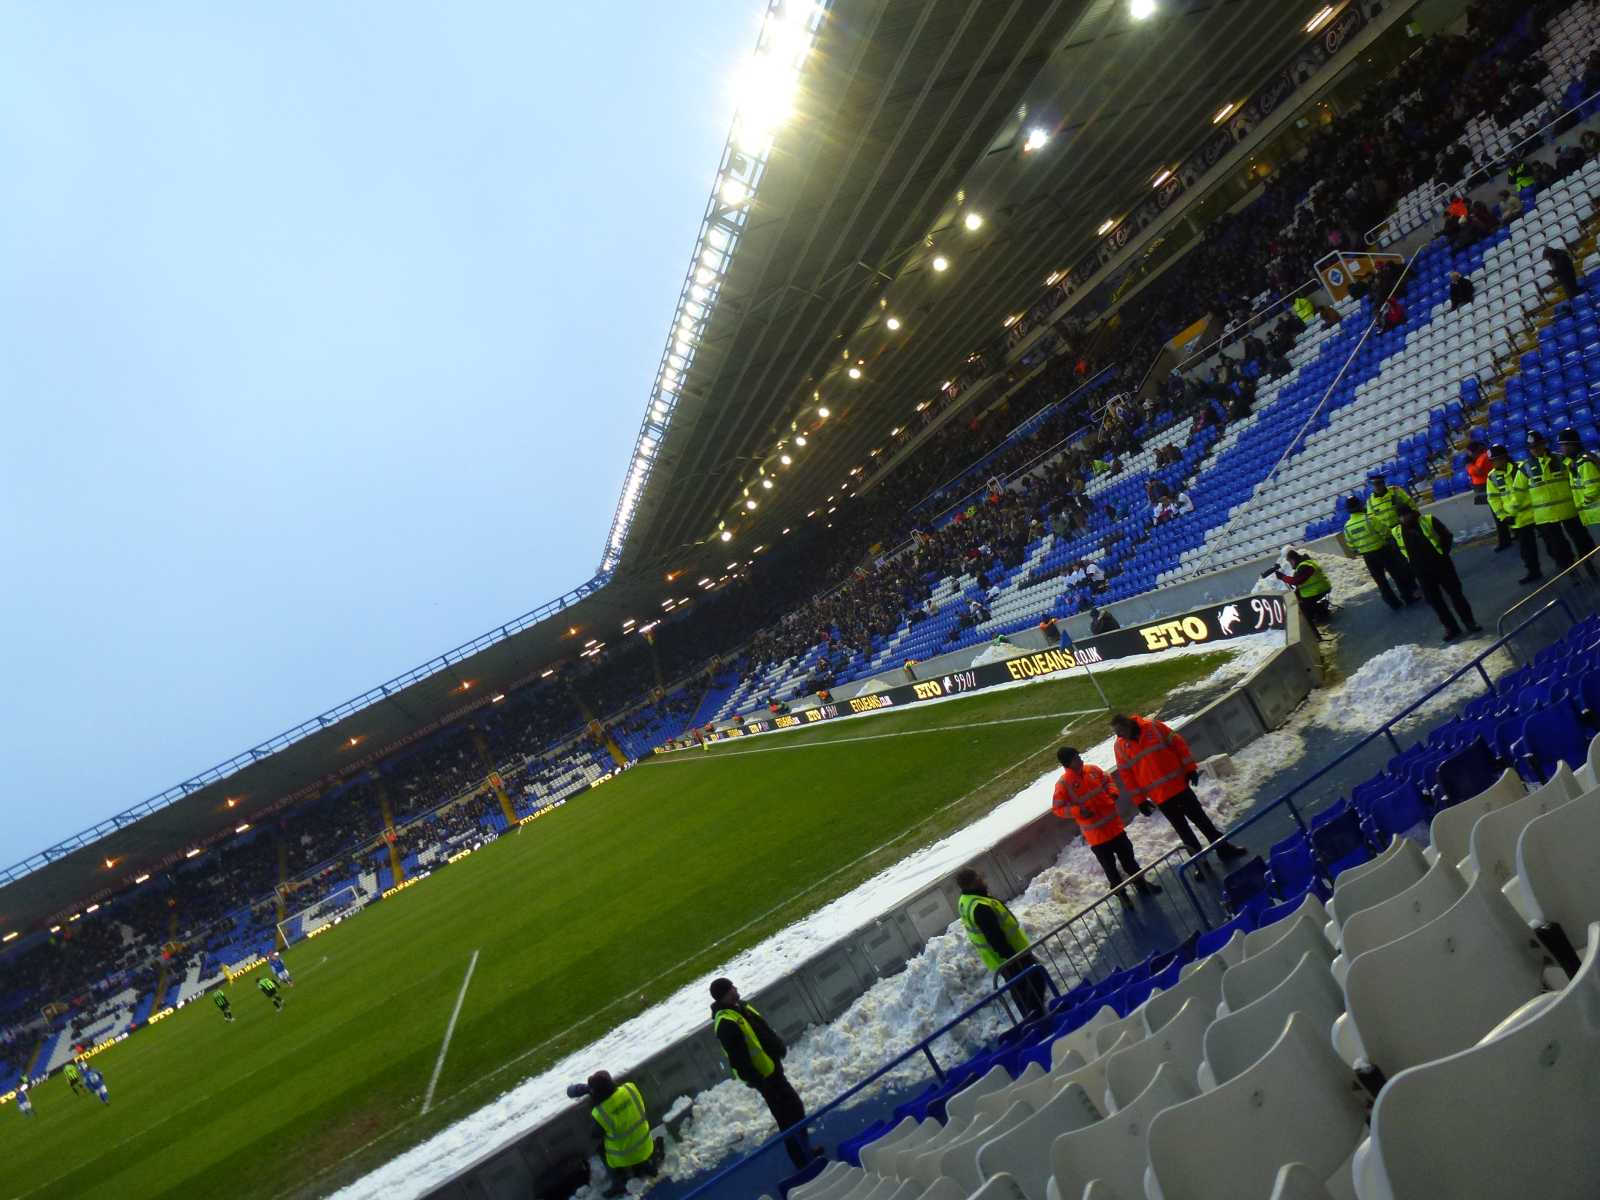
[1563,517,1596,560]
[1538,521,1578,570]
[999,955,1049,1024]
[1494,514,1513,549]
[1361,546,1417,609]
[1517,522,1543,576]
[755,1072,814,1169]
[1158,787,1226,855]
[1090,832,1142,889]
[1416,561,1477,636]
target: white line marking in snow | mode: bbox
[646,709,1106,762]
[306,714,1101,1192]
[420,949,479,1115]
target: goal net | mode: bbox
[276,883,372,948]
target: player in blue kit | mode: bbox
[14,1086,33,1117]
[267,950,294,987]
[82,1064,109,1105]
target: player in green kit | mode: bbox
[63,1062,84,1095]
[258,975,283,1012]
[213,990,235,1022]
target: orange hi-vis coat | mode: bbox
[1051,764,1124,846]
[1113,714,1197,807]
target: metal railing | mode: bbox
[1176,598,1579,895]
[676,966,1059,1200]
[985,845,1225,1017]
[1496,544,1600,662]
[1365,85,1600,248]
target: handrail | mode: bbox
[1175,598,1571,899]
[676,965,1058,1200]
[1496,544,1600,647]
[1365,83,1600,247]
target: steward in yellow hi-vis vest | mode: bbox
[1519,429,1597,575]
[1343,494,1418,611]
[1491,442,1544,584]
[1393,508,1482,644]
[710,978,819,1170]
[955,867,1049,1025]
[575,1071,661,1186]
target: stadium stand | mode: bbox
[678,609,1600,1200]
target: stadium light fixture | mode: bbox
[49,925,60,933]
[185,848,201,859]
[1151,168,1173,188]
[931,254,950,272]
[1,932,15,943]
[780,453,792,465]
[1304,5,1334,33]
[745,499,758,510]
[134,873,150,884]
[1129,0,1157,19]
[885,316,901,331]
[720,530,733,541]
[86,903,100,914]
[235,823,251,834]
[348,736,360,747]
[782,527,791,534]
[1045,270,1062,285]
[103,857,116,869]
[1096,218,1116,236]
[1213,100,1240,124]
[963,211,984,232]
[847,367,861,380]
[491,693,506,703]
[761,478,773,489]
[817,406,831,418]
[795,434,808,446]
[719,176,750,206]
[541,668,555,678]
[1023,127,1050,153]
[1003,314,1020,327]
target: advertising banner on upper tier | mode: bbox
[659,594,1289,751]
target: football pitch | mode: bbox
[1,651,1227,1200]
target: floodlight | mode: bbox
[931,255,950,272]
[886,316,901,331]
[847,367,861,380]
[780,454,792,465]
[1023,128,1050,153]
[720,530,733,542]
[817,406,831,418]
[1213,100,1240,125]
[1097,218,1116,235]
[1151,168,1173,188]
[963,211,984,232]
[1305,5,1334,33]
[761,478,773,489]
[720,176,749,206]
[1130,0,1156,18]
[745,499,757,510]
[795,435,808,446]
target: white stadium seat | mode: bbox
[1202,949,1346,1089]
[1044,1062,1197,1200]
[1104,996,1209,1110]
[975,1082,1101,1200]
[1222,911,1334,1013]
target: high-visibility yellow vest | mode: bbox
[1343,513,1389,554]
[1516,455,1578,523]
[1500,466,1537,528]
[957,893,1029,971]
[592,1082,653,1169]
[1294,557,1332,599]
[713,1005,776,1081]
[1394,514,1447,561]
[1485,467,1515,522]
[1293,296,1315,325]
[1365,486,1413,536]
[1568,455,1600,526]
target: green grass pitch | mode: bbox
[0,652,1225,1200]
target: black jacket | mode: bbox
[712,1000,787,1085]
[1397,516,1455,573]
[1090,610,1121,634]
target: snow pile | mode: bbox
[1302,642,1511,734]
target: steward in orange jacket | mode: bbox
[1109,715,1247,862]
[1054,747,1160,903]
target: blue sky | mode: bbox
[0,1,761,862]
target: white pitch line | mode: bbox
[420,949,480,1115]
[646,708,1107,762]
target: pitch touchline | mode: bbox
[301,715,1097,1193]
[421,949,480,1115]
[646,708,1106,761]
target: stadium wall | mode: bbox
[421,604,1323,1200]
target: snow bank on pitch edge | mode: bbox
[330,636,1282,1200]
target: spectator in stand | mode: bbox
[1089,605,1120,635]
[1545,244,1583,299]
[1037,615,1059,642]
[1498,189,1523,222]
[1449,270,1476,310]
[1382,295,1407,330]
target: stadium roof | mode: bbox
[1,0,1363,940]
[603,0,1357,584]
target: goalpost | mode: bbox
[275,882,374,949]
